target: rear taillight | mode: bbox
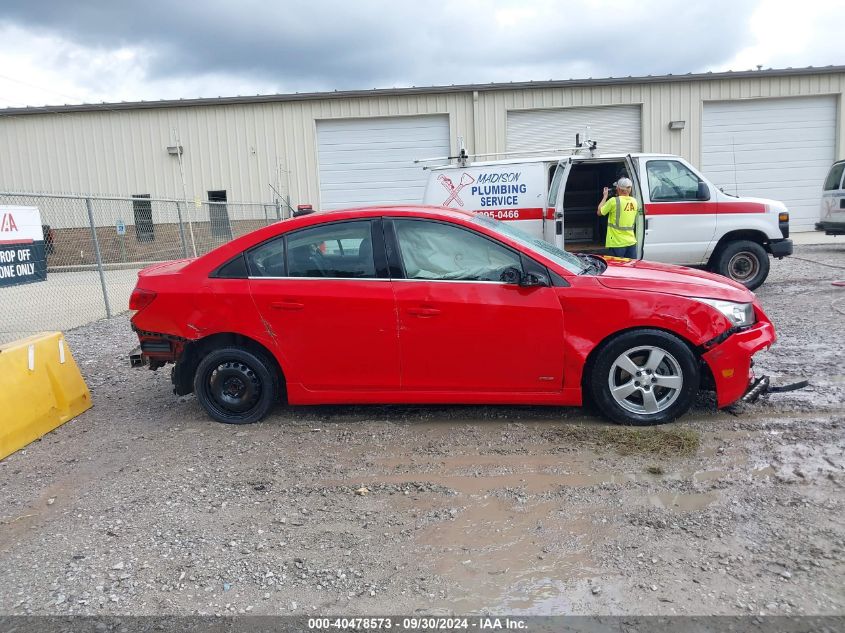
[129,288,157,311]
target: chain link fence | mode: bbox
[0,192,286,344]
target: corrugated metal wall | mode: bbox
[0,93,475,209]
[1,72,843,211]
[478,72,845,165]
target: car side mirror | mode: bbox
[520,272,549,288]
[697,181,710,201]
[500,266,522,285]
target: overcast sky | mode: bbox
[0,0,840,109]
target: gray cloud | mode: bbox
[0,0,761,98]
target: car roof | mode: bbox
[312,204,473,220]
[193,205,476,271]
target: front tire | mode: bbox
[193,346,278,424]
[589,329,699,426]
[712,240,769,290]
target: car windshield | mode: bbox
[470,214,587,274]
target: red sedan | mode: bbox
[129,206,776,426]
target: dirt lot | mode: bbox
[1,244,843,616]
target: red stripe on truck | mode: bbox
[645,201,767,215]
[470,208,549,221]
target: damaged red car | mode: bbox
[129,206,776,426]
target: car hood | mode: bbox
[596,257,753,302]
[726,194,785,212]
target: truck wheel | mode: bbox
[712,240,769,290]
[193,346,278,424]
[589,329,699,426]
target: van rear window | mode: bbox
[824,162,845,191]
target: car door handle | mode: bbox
[270,301,304,311]
[408,307,441,317]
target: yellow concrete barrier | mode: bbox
[0,332,91,460]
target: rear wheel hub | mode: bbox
[208,361,261,414]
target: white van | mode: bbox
[422,151,793,289]
[818,159,845,236]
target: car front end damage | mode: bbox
[699,304,776,408]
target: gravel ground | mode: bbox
[0,245,843,616]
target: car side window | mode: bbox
[246,236,286,277]
[646,160,703,202]
[393,219,522,282]
[287,221,375,278]
[248,220,376,278]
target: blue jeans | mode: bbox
[608,245,638,259]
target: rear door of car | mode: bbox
[385,217,565,393]
[247,218,401,391]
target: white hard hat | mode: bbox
[617,177,633,189]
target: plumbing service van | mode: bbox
[422,148,793,289]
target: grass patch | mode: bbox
[549,424,700,457]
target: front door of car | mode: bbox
[247,219,400,391]
[638,157,717,265]
[387,218,565,393]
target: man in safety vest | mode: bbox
[597,177,638,259]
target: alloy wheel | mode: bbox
[608,345,684,415]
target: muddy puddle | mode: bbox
[353,451,635,494]
[308,404,844,613]
[649,491,718,511]
[318,438,757,612]
[416,498,602,613]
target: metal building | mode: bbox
[1,65,844,231]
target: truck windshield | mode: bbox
[471,215,587,274]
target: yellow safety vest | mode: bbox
[600,196,638,248]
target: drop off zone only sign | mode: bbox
[0,206,47,287]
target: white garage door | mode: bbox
[507,105,642,154]
[317,115,450,210]
[702,96,836,231]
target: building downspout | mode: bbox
[472,90,480,158]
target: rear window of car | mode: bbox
[823,162,845,191]
[247,220,376,279]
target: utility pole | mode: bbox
[173,126,198,257]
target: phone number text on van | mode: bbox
[475,209,522,220]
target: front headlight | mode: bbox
[694,298,756,327]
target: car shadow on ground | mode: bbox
[250,393,723,428]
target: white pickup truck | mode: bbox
[422,149,793,289]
